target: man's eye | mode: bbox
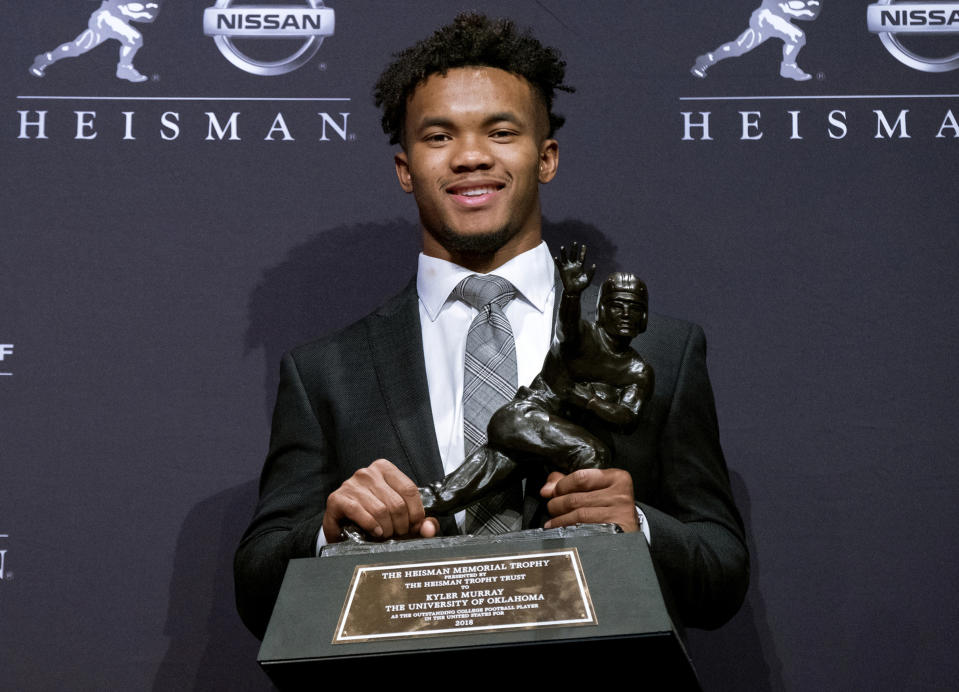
[490,130,516,140]
[424,133,450,143]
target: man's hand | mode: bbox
[539,469,638,532]
[322,459,439,543]
[554,242,596,296]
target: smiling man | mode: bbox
[394,65,557,271]
[235,12,748,640]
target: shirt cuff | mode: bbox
[315,527,328,555]
[635,504,651,544]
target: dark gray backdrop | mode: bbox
[2,1,957,689]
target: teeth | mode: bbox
[458,187,495,196]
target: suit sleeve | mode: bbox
[637,324,749,629]
[233,352,340,639]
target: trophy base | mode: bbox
[260,526,700,690]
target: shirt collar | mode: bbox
[417,241,555,322]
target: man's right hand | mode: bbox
[322,459,439,543]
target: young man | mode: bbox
[235,12,748,639]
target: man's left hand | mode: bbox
[539,469,638,532]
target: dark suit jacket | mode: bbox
[234,280,749,639]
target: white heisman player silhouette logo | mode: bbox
[29,1,161,83]
[691,0,822,81]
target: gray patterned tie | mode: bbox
[452,274,523,534]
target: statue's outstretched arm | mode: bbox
[553,242,595,353]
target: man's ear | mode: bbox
[538,139,559,183]
[394,150,414,193]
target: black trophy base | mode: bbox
[258,526,700,690]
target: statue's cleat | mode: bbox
[690,54,712,79]
[780,61,811,81]
[29,55,49,78]
[116,64,148,83]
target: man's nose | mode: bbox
[450,135,494,171]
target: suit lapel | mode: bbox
[366,279,446,486]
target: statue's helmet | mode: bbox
[598,272,648,339]
[599,273,647,302]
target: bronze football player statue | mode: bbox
[419,243,654,519]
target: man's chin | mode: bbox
[433,224,518,256]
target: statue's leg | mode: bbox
[488,400,610,472]
[419,446,520,516]
[29,27,102,76]
[691,10,768,77]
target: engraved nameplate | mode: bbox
[333,548,596,643]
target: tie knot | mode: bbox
[453,274,516,311]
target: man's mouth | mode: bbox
[458,186,498,196]
[446,181,505,206]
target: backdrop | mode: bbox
[2,1,957,689]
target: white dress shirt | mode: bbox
[417,241,556,476]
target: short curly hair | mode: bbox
[374,12,574,146]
